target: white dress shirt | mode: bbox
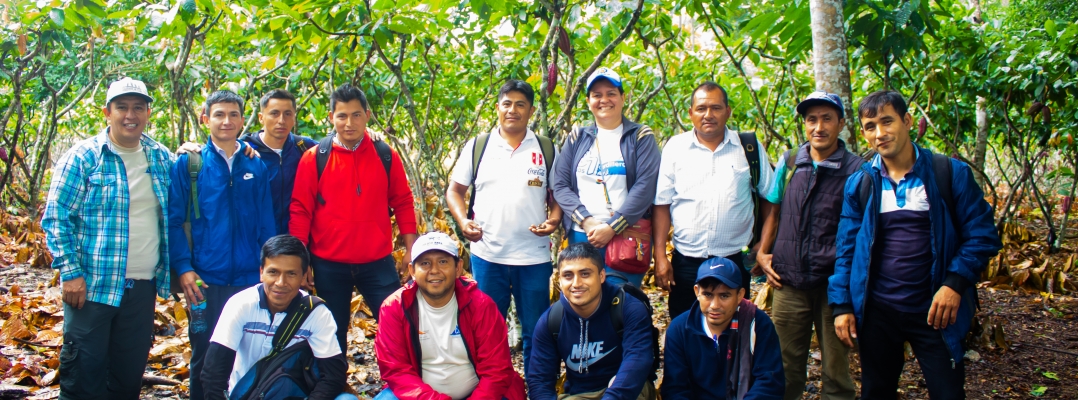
[654,128,774,257]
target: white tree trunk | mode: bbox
[809,0,858,151]
[971,0,989,188]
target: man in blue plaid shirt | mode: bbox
[42,77,175,400]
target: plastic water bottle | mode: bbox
[742,246,765,284]
[189,280,208,334]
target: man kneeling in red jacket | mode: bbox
[375,232,526,400]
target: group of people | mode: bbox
[42,66,1001,400]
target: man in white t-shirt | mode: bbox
[201,235,356,400]
[375,232,526,400]
[446,79,561,371]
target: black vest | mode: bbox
[772,141,864,290]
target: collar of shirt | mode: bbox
[491,127,537,150]
[689,126,737,153]
[333,134,363,151]
[211,140,240,171]
[871,145,919,184]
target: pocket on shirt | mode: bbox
[85,172,119,210]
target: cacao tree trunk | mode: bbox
[809,0,858,152]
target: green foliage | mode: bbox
[0,0,1075,236]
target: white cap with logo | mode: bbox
[106,77,154,105]
[410,232,459,263]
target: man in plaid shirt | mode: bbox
[42,77,174,400]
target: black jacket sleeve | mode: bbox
[308,353,349,400]
[202,342,237,400]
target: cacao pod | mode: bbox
[556,27,571,55]
[917,118,927,140]
[0,148,8,163]
[16,34,26,56]
[1064,196,1073,215]
[547,63,558,96]
[1026,101,1043,116]
[1042,106,1052,125]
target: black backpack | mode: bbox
[228,295,326,400]
[547,284,661,380]
[312,132,394,211]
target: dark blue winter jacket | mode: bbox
[661,301,784,400]
[527,281,653,400]
[168,140,276,287]
[240,131,317,235]
[828,144,1002,362]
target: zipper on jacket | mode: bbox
[860,171,876,320]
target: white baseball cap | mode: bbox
[105,77,154,105]
[410,232,459,263]
[585,67,623,92]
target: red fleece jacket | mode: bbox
[375,278,526,400]
[289,132,417,263]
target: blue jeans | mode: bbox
[567,230,645,288]
[335,394,359,400]
[373,388,505,400]
[470,255,552,373]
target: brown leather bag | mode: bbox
[605,218,653,274]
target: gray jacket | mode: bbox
[551,116,661,234]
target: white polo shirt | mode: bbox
[654,129,774,257]
[209,285,341,394]
[450,128,558,265]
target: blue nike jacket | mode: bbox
[168,141,276,287]
[527,281,653,400]
[241,131,317,235]
[661,301,784,400]
[828,144,1002,363]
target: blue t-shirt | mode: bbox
[870,155,934,313]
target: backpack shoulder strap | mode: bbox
[373,139,393,182]
[547,299,564,342]
[267,295,326,359]
[315,135,334,205]
[536,134,556,179]
[738,131,761,192]
[932,153,956,221]
[610,287,627,337]
[187,152,202,220]
[467,133,492,219]
[858,172,872,213]
[295,137,309,153]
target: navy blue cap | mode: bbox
[695,257,742,289]
[796,91,844,118]
[586,67,623,92]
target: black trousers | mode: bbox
[668,250,746,320]
[860,300,966,400]
[312,254,402,354]
[60,280,155,400]
[189,284,251,400]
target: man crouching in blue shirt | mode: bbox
[527,243,656,399]
[661,257,784,400]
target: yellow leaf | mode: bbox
[173,302,187,323]
[261,56,277,70]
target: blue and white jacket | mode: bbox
[828,144,1002,363]
[241,131,317,235]
[168,140,276,287]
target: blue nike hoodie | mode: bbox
[241,131,317,235]
[661,300,784,400]
[168,141,276,286]
[528,281,653,400]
